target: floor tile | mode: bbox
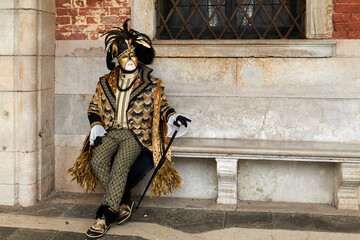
[312,215,360,233]
[63,204,98,219]
[272,213,315,231]
[52,231,86,240]
[225,211,273,229]
[0,206,20,214]
[132,206,173,224]
[101,234,148,240]
[5,228,57,240]
[165,208,225,233]
[16,203,74,218]
[0,226,17,239]
[133,207,225,233]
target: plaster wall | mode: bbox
[54,39,360,202]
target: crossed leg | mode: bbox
[91,129,142,211]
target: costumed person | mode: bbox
[67,19,191,239]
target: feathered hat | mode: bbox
[102,19,155,70]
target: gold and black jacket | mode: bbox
[68,64,182,196]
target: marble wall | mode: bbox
[238,160,334,203]
[54,39,360,202]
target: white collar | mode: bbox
[120,69,139,81]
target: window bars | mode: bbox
[155,0,306,40]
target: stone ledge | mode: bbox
[153,40,336,58]
[55,39,336,58]
[172,138,360,161]
[3,192,360,236]
[172,137,360,209]
[55,134,360,161]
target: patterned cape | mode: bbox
[67,65,181,196]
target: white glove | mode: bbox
[90,124,107,146]
[167,114,190,138]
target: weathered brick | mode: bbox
[57,8,78,16]
[118,15,129,25]
[87,0,103,7]
[56,32,87,40]
[79,8,108,16]
[119,7,131,15]
[351,13,360,22]
[88,32,101,40]
[56,0,71,8]
[334,22,360,31]
[56,0,130,40]
[70,32,88,40]
[335,0,360,3]
[56,25,73,33]
[333,13,350,23]
[101,15,118,24]
[71,16,87,25]
[56,16,71,25]
[86,16,100,24]
[56,32,70,40]
[104,0,129,7]
[74,24,104,32]
[333,31,348,39]
[74,0,86,7]
[335,4,360,13]
[110,7,130,15]
[105,25,115,31]
[348,31,360,38]
[109,7,120,15]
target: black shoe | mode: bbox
[85,218,110,239]
[86,205,118,239]
[117,201,135,225]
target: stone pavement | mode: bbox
[1,192,360,239]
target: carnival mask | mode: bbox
[117,43,138,72]
[103,19,155,71]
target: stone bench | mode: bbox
[171,138,360,210]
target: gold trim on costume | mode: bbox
[90,121,103,128]
[117,46,135,59]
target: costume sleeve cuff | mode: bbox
[90,121,102,128]
[165,108,176,122]
[87,111,102,127]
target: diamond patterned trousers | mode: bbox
[91,129,142,211]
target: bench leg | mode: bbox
[215,158,238,204]
[334,163,360,210]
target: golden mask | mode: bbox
[117,41,138,71]
[118,50,138,71]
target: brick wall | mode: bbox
[333,0,360,39]
[56,0,360,40]
[56,0,130,40]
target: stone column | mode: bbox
[16,0,40,207]
[131,0,156,38]
[37,0,56,202]
[216,158,238,204]
[0,0,55,206]
[306,0,333,39]
[0,1,17,206]
[334,163,360,210]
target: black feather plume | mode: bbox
[101,18,155,69]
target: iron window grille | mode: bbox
[155,0,306,40]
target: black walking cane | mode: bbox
[136,129,179,209]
